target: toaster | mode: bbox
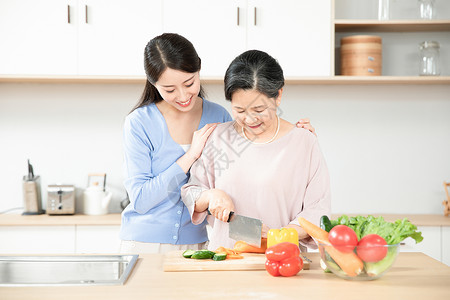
[47,184,75,215]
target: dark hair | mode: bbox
[224,50,284,101]
[131,33,205,112]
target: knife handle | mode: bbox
[207,209,234,223]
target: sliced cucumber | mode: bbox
[191,250,216,259]
[212,253,227,261]
[182,249,196,258]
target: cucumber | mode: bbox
[320,215,334,232]
[190,250,216,259]
[182,249,196,258]
[212,253,227,261]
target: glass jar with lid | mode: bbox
[419,41,440,76]
[418,0,436,19]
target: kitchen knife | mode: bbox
[228,212,263,248]
[208,210,263,248]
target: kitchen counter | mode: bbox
[0,213,121,226]
[0,213,449,226]
[1,252,449,300]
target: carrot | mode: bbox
[214,247,244,259]
[233,238,267,254]
[298,217,363,277]
[298,217,329,244]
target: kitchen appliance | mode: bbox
[22,159,44,215]
[208,210,263,247]
[47,184,75,215]
[83,173,112,215]
[163,250,310,272]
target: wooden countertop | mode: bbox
[0,213,122,226]
[0,213,449,226]
[1,252,449,300]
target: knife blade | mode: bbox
[207,210,263,248]
[228,213,263,248]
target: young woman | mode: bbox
[181,50,331,251]
[120,33,316,254]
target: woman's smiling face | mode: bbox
[154,68,201,112]
[231,89,281,139]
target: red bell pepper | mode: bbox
[265,242,303,277]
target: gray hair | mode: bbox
[224,50,284,101]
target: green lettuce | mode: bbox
[334,215,423,244]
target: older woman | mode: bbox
[181,50,331,251]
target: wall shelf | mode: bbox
[335,20,450,32]
[1,75,449,85]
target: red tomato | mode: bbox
[356,234,388,262]
[265,260,281,276]
[278,256,303,277]
[328,225,358,253]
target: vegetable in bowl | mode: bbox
[300,215,423,280]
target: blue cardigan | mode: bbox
[120,99,232,244]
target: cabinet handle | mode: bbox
[67,5,70,24]
[85,5,88,24]
[254,7,257,26]
[237,7,240,26]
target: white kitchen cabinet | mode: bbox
[78,0,163,75]
[75,225,121,253]
[0,0,163,76]
[0,0,78,75]
[442,226,450,266]
[400,226,442,263]
[163,0,331,78]
[246,0,331,77]
[0,226,75,254]
[162,0,247,77]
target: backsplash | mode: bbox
[1,82,449,215]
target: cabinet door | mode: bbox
[247,0,331,77]
[76,225,121,254]
[400,226,441,263]
[77,0,163,75]
[0,0,77,75]
[162,0,247,77]
[442,226,450,266]
[0,226,76,254]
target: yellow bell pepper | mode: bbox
[267,228,299,248]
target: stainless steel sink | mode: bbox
[0,255,138,286]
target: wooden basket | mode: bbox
[341,35,382,76]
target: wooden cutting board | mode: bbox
[163,250,310,272]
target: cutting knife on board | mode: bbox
[207,210,263,248]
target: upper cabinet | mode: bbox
[162,0,247,78]
[0,0,330,78]
[0,0,78,75]
[246,0,331,77]
[0,0,163,76]
[163,0,331,77]
[77,0,163,76]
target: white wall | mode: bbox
[1,82,449,215]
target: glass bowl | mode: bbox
[317,242,400,281]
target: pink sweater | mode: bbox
[181,121,331,251]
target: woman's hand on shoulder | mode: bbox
[187,123,218,160]
[205,189,235,223]
[295,118,316,136]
